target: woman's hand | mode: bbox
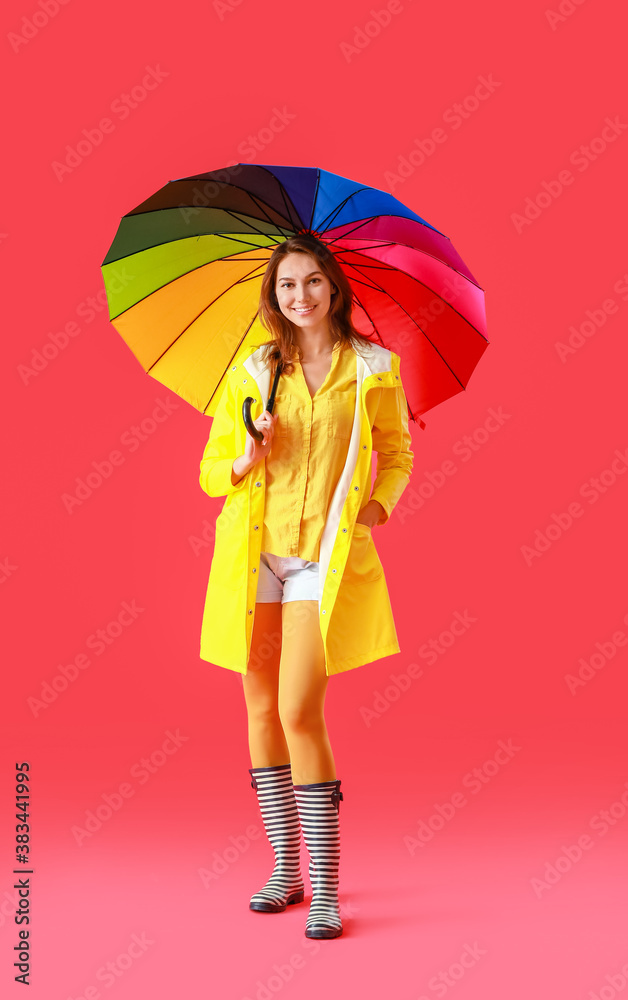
[231,410,279,485]
[355,499,386,529]
[243,409,279,466]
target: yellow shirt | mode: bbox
[261,340,357,562]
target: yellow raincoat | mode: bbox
[199,339,414,676]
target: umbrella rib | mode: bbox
[274,178,305,232]
[334,249,489,347]
[144,259,270,375]
[321,222,484,293]
[202,310,263,414]
[314,187,376,232]
[326,213,451,244]
[347,282,418,423]
[308,169,321,231]
[132,171,300,234]
[234,163,304,232]
[109,240,277,320]
[342,257,476,395]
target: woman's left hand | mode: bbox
[355,499,386,529]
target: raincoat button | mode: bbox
[231,366,236,371]
[253,525,259,530]
[243,378,247,383]
[354,486,359,491]
[332,568,337,573]
[248,609,252,614]
[377,376,382,381]
[342,528,347,532]
[322,609,326,614]
[252,567,256,572]
[256,482,261,487]
[362,445,367,449]
[395,375,399,380]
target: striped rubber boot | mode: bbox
[293,779,344,938]
[248,763,305,912]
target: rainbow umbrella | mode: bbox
[101,163,488,427]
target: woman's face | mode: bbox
[274,252,336,330]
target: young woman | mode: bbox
[199,233,414,939]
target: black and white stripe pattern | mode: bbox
[293,779,343,938]
[248,763,305,912]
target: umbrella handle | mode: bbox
[242,361,283,442]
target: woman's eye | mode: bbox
[279,278,321,288]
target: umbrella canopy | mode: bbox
[101,163,488,424]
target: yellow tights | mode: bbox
[241,600,336,786]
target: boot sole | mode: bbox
[305,924,343,938]
[249,890,304,913]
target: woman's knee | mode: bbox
[277,698,325,736]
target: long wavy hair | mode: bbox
[254,234,374,378]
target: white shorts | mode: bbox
[255,551,319,603]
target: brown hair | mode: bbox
[254,234,374,378]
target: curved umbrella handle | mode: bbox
[242,361,283,442]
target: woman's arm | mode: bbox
[199,371,252,498]
[368,375,414,526]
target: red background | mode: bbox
[2,0,627,996]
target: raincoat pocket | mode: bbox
[342,521,383,584]
[211,509,246,591]
[327,389,354,440]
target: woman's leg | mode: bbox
[278,599,336,786]
[241,601,291,767]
